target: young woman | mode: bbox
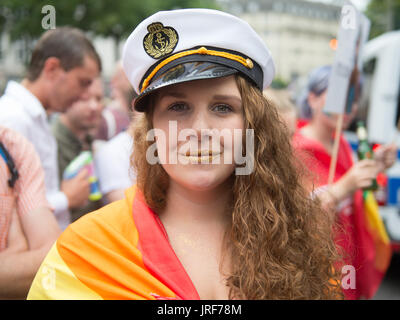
[28,9,341,300]
[293,65,397,299]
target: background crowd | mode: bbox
[0,0,399,300]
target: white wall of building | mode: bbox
[1,0,343,91]
[224,0,341,82]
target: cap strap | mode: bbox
[140,47,253,93]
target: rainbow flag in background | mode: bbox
[363,190,392,279]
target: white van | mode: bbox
[360,30,400,144]
[358,31,400,243]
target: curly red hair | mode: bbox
[131,75,343,299]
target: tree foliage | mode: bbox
[365,0,400,39]
[0,0,220,41]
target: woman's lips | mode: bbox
[178,151,222,163]
[184,150,221,156]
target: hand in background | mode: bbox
[61,169,90,209]
[374,143,397,172]
[333,159,380,198]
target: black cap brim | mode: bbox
[133,61,238,112]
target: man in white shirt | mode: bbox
[0,27,101,230]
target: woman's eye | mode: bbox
[212,104,232,113]
[168,103,188,112]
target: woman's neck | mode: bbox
[302,118,335,154]
[160,179,232,231]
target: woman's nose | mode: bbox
[189,110,218,150]
[190,109,211,133]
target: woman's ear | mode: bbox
[307,92,318,110]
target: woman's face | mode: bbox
[151,75,244,192]
[309,90,358,130]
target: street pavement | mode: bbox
[373,253,400,300]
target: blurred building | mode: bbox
[220,0,342,83]
[0,33,27,92]
[0,0,343,92]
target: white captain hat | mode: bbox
[122,8,275,111]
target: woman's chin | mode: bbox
[182,175,221,192]
[172,166,234,192]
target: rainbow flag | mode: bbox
[363,190,392,275]
[28,186,200,300]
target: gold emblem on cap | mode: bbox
[143,22,179,59]
[246,58,254,69]
[198,47,208,54]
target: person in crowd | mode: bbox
[293,65,397,299]
[110,61,136,114]
[0,126,61,299]
[95,62,136,142]
[94,64,138,203]
[264,88,297,137]
[94,129,135,204]
[0,27,101,230]
[52,77,105,222]
[28,9,341,300]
